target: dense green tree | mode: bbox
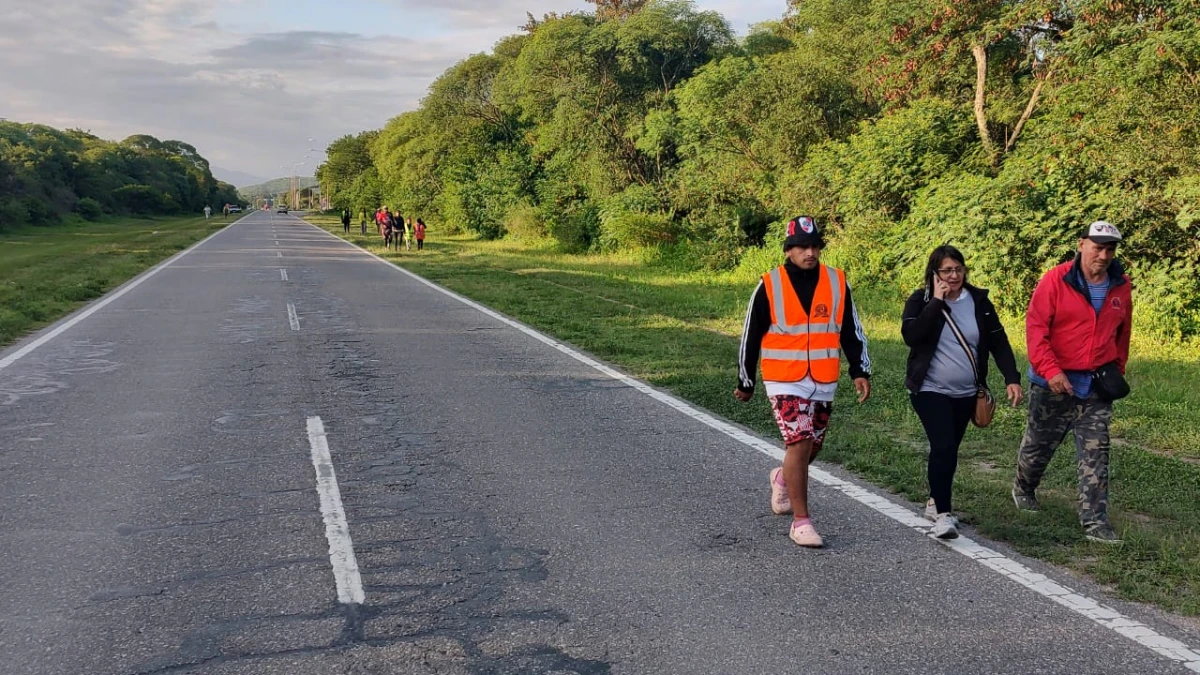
[316,131,379,211]
[321,0,1200,337]
[0,122,236,230]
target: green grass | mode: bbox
[0,215,227,347]
[310,213,1200,616]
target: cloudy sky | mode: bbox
[0,0,787,185]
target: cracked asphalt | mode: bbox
[0,211,1196,674]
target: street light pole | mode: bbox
[293,162,306,210]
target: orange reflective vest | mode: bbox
[760,265,846,383]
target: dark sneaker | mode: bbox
[1012,486,1040,512]
[1085,524,1122,544]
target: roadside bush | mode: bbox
[544,203,599,253]
[112,185,165,215]
[1129,259,1200,342]
[75,197,104,221]
[0,198,24,231]
[503,201,548,241]
[599,211,677,250]
[787,99,976,224]
[24,196,59,226]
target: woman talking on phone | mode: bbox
[901,245,1023,539]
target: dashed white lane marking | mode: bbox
[303,221,1200,674]
[306,416,365,605]
[287,303,300,331]
[280,269,289,282]
[0,217,245,373]
[277,251,284,258]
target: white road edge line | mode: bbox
[306,416,365,605]
[303,221,1200,673]
[0,218,242,373]
[280,269,289,282]
[287,303,300,331]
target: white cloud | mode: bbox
[0,0,788,178]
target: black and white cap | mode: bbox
[783,215,825,251]
[1084,220,1122,244]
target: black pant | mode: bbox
[910,392,976,514]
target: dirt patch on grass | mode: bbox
[1147,448,1200,465]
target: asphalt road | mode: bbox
[1,210,1197,674]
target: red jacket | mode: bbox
[1026,257,1132,381]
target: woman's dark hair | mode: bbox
[924,244,968,291]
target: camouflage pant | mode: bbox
[1014,385,1114,528]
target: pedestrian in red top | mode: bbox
[375,208,388,236]
[414,218,426,250]
[1012,221,1133,544]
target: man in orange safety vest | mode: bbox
[735,216,872,548]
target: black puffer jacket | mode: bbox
[901,285,1021,394]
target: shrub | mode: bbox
[544,203,600,253]
[503,201,548,241]
[24,196,58,226]
[1130,259,1200,341]
[112,184,165,214]
[599,210,677,250]
[75,197,103,221]
[0,198,25,231]
[598,185,676,250]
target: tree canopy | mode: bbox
[0,122,239,229]
[316,0,1200,338]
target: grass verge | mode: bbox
[308,214,1200,617]
[0,214,228,348]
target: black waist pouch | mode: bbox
[1092,361,1130,402]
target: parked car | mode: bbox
[228,205,242,213]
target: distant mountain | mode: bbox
[239,176,318,200]
[212,166,268,188]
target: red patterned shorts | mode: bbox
[768,396,833,448]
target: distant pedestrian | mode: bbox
[735,216,871,548]
[223,204,230,220]
[382,209,396,249]
[360,216,367,235]
[404,217,414,251]
[203,205,212,219]
[341,209,351,234]
[902,244,1022,539]
[375,208,388,237]
[414,218,426,251]
[1012,221,1132,544]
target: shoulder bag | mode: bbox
[1092,361,1130,402]
[942,307,996,428]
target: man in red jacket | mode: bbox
[1012,221,1133,544]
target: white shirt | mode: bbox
[764,377,837,402]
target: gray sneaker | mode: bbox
[1085,524,1122,544]
[1012,486,1040,512]
[931,513,959,539]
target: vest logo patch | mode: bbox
[814,303,830,319]
[1111,297,1122,310]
